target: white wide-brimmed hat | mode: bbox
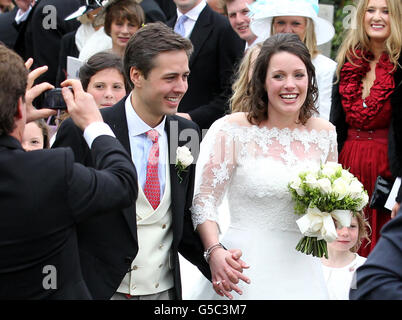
[65,0,107,21]
[248,0,335,45]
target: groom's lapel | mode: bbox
[166,115,182,203]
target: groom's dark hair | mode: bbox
[123,22,193,88]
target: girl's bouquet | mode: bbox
[288,162,369,258]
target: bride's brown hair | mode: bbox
[247,33,318,126]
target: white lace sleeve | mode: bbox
[190,118,236,230]
[326,129,338,162]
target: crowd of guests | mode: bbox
[0,0,401,300]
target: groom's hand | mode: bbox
[223,249,250,286]
[227,249,250,272]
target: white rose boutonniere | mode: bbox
[175,146,193,183]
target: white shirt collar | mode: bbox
[176,0,206,21]
[125,93,166,138]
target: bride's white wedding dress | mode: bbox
[189,114,338,300]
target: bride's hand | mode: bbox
[208,248,250,299]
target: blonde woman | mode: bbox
[230,42,262,113]
[249,0,337,120]
[330,0,402,257]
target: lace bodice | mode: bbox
[191,114,338,231]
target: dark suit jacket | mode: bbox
[155,0,176,21]
[349,207,402,299]
[141,0,167,23]
[168,4,244,130]
[0,7,18,48]
[0,134,137,299]
[53,97,211,299]
[330,56,402,203]
[13,0,81,86]
[55,30,79,86]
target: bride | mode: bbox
[189,33,337,300]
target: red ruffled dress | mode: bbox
[338,51,395,257]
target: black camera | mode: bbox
[35,88,70,110]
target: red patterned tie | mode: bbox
[143,129,160,210]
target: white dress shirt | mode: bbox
[174,0,206,38]
[14,5,33,24]
[125,94,167,197]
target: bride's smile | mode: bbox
[266,51,308,118]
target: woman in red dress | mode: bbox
[330,0,402,257]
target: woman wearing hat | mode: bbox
[78,0,145,61]
[56,0,104,85]
[330,0,402,257]
[249,0,336,120]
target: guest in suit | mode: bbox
[349,206,402,299]
[222,0,261,51]
[168,0,244,130]
[0,45,137,299]
[53,22,249,300]
[13,0,82,86]
[0,6,18,48]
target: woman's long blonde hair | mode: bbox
[230,43,262,113]
[335,0,401,82]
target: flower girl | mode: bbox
[321,213,371,299]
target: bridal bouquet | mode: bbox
[288,162,369,258]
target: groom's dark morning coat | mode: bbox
[53,98,211,299]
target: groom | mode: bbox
[54,22,247,300]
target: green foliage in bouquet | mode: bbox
[288,162,369,258]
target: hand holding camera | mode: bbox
[60,79,103,131]
[24,59,57,123]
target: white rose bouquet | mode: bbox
[288,162,369,258]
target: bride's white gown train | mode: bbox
[188,114,338,299]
